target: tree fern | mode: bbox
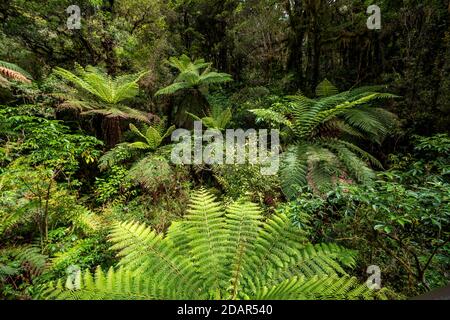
[251,80,399,199]
[155,55,232,97]
[128,121,175,152]
[43,190,387,300]
[155,55,232,128]
[98,118,176,191]
[186,106,232,131]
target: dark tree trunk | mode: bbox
[311,28,321,90]
[285,0,306,88]
[102,117,122,148]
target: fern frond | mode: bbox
[321,138,384,169]
[82,105,149,123]
[199,72,233,85]
[44,190,391,300]
[321,141,375,184]
[10,246,48,276]
[255,276,380,300]
[224,200,262,299]
[184,189,227,294]
[243,210,307,292]
[216,109,232,130]
[145,126,163,150]
[45,267,156,300]
[250,109,292,128]
[155,82,191,96]
[280,145,308,199]
[109,221,201,299]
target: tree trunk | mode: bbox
[102,116,122,148]
[285,0,306,88]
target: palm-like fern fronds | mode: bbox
[0,60,32,84]
[53,65,148,122]
[1,246,48,277]
[155,55,232,96]
[127,155,174,191]
[251,80,399,199]
[43,190,386,300]
[128,121,175,152]
[186,106,232,131]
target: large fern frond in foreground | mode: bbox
[0,60,32,84]
[43,190,387,300]
[155,55,232,97]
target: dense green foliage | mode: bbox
[287,135,450,295]
[0,0,449,300]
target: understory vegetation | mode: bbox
[0,0,449,300]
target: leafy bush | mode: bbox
[0,107,103,174]
[212,162,281,210]
[94,165,135,205]
[0,163,99,246]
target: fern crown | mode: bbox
[186,105,232,131]
[128,120,176,152]
[53,65,149,122]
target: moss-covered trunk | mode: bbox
[172,89,210,129]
